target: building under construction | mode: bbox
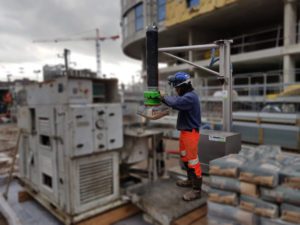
[121,0,300,150]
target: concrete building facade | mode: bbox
[120,0,300,112]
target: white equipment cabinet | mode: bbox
[17,76,123,224]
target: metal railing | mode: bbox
[196,69,300,99]
[230,25,284,54]
[163,23,300,65]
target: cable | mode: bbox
[58,28,96,38]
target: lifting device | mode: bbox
[140,25,233,132]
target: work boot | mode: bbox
[176,179,192,188]
[182,189,201,201]
[183,177,202,201]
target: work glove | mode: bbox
[159,90,166,102]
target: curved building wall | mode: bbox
[121,0,299,85]
[121,0,144,41]
[121,0,166,60]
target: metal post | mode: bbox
[63,49,70,76]
[204,78,208,99]
[218,40,232,132]
[188,29,194,62]
[276,25,281,47]
[263,73,267,98]
[298,20,300,43]
[96,28,101,77]
[152,135,158,181]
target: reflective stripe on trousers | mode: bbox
[180,149,188,162]
[188,157,201,178]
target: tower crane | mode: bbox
[33,28,119,77]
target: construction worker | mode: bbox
[161,71,202,201]
[3,91,12,117]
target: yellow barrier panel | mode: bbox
[266,93,278,100]
[200,0,215,14]
[267,84,300,100]
[215,0,226,8]
[225,0,237,4]
[166,0,201,27]
[165,0,239,27]
[203,48,219,60]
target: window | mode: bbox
[29,108,36,133]
[93,83,106,98]
[40,135,51,146]
[157,0,166,22]
[42,173,52,188]
[135,3,144,31]
[186,0,200,8]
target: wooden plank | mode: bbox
[191,216,208,225]
[77,204,140,225]
[18,190,32,203]
[172,205,207,225]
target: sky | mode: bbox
[0,0,141,84]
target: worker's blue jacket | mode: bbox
[162,91,201,131]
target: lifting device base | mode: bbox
[127,178,207,225]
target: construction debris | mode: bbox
[0,124,18,176]
[208,145,300,225]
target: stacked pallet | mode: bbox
[207,145,300,225]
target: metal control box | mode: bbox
[17,76,123,224]
[198,130,241,174]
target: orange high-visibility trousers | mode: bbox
[179,130,202,178]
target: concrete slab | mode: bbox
[127,178,207,225]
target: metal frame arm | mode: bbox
[158,44,219,52]
[162,52,222,77]
[158,40,233,132]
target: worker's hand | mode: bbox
[146,109,170,120]
[137,105,170,120]
[159,90,166,101]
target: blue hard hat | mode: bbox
[168,72,191,87]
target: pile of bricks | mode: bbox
[207,145,300,225]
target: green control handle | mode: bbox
[144,90,161,106]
